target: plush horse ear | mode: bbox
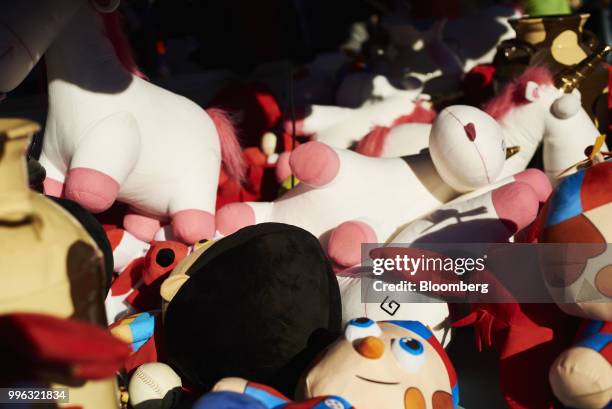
[90,0,120,13]
[524,81,540,102]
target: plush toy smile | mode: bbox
[355,375,399,385]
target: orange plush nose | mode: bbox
[356,336,385,359]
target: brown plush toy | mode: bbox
[0,118,120,408]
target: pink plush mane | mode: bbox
[356,102,436,157]
[483,66,553,120]
[102,12,147,79]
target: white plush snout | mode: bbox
[550,90,582,119]
[430,105,505,192]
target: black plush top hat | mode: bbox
[163,223,342,396]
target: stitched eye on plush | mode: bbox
[392,337,426,373]
[344,317,382,342]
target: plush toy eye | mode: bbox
[345,318,382,342]
[391,337,425,373]
[156,248,175,267]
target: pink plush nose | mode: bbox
[64,168,119,213]
[289,141,340,188]
[215,203,255,236]
[328,220,378,267]
[172,209,215,244]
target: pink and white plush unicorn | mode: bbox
[356,67,602,186]
[217,105,506,268]
[0,0,243,244]
[484,66,603,182]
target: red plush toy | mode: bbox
[106,230,190,323]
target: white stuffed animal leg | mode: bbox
[217,141,456,252]
[325,181,539,266]
[61,111,141,214]
[392,181,540,244]
[166,167,220,244]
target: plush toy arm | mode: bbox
[549,329,612,409]
[64,111,141,213]
[213,378,291,408]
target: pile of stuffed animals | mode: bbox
[0,0,611,408]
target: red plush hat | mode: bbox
[0,313,130,383]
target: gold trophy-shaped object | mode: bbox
[555,45,612,93]
[0,118,120,408]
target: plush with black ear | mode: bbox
[162,223,342,396]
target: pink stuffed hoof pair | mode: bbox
[216,140,552,269]
[217,141,341,233]
[326,170,545,268]
[44,168,215,244]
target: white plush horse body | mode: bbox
[0,0,243,244]
[218,105,506,268]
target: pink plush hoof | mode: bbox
[43,177,64,198]
[123,213,162,243]
[289,141,340,187]
[64,168,120,213]
[171,209,215,244]
[283,116,305,136]
[492,182,539,234]
[328,221,378,267]
[513,168,552,203]
[215,203,255,236]
[275,151,292,183]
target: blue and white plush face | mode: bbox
[299,318,458,409]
